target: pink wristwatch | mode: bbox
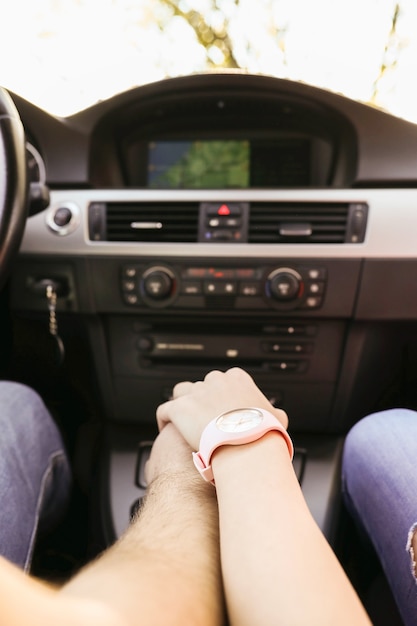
[192,407,294,485]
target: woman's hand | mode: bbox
[156,367,289,451]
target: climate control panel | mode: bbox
[120,262,327,311]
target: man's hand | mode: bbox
[145,423,194,486]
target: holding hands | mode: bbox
[155,367,289,452]
[147,367,371,626]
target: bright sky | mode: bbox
[1,0,417,122]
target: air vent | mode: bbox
[100,202,200,242]
[248,202,367,244]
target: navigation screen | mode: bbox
[147,140,250,189]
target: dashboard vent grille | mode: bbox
[89,200,367,244]
[249,202,366,243]
[105,202,199,242]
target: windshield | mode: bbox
[2,0,416,122]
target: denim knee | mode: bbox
[342,409,417,626]
[0,381,72,569]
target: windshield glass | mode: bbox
[2,0,416,121]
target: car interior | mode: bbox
[2,55,417,624]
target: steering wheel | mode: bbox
[0,87,27,291]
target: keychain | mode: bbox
[46,283,65,366]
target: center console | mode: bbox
[77,253,361,547]
[10,251,363,546]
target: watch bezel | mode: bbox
[215,408,264,433]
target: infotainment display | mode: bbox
[146,138,311,189]
[148,140,249,189]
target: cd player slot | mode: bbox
[136,332,314,362]
[138,356,308,374]
[135,332,310,374]
[139,357,267,370]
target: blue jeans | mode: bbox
[0,381,71,571]
[342,408,417,626]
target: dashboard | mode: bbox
[7,71,417,540]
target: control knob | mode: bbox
[141,266,175,300]
[266,268,303,301]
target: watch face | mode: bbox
[216,408,263,433]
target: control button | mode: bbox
[181,281,203,295]
[47,202,81,236]
[53,206,72,227]
[270,360,308,373]
[302,296,323,309]
[264,324,317,336]
[123,266,138,278]
[261,341,312,354]
[124,293,139,305]
[122,279,136,292]
[293,343,312,353]
[207,204,242,216]
[225,218,241,228]
[204,281,237,295]
[207,217,242,228]
[223,282,236,294]
[239,281,261,296]
[307,282,324,295]
[261,341,283,353]
[269,361,299,372]
[306,268,326,280]
[211,230,235,241]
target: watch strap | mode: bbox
[192,408,293,484]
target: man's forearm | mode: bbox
[61,469,224,626]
